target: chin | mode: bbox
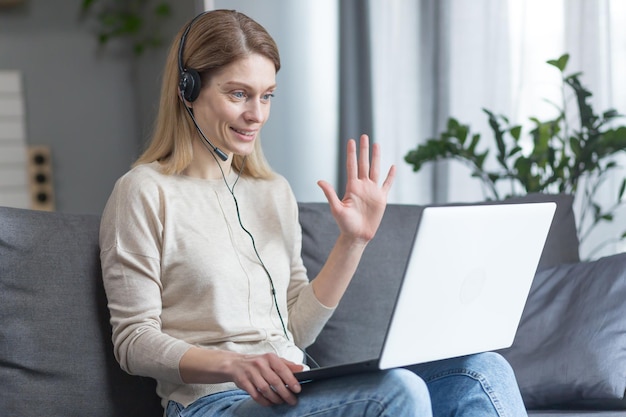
[232,144,256,157]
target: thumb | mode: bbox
[317,180,341,207]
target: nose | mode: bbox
[244,100,265,123]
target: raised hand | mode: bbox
[317,134,396,244]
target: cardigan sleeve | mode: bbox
[99,171,192,384]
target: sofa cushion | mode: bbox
[498,252,626,409]
[0,207,162,417]
[299,193,579,367]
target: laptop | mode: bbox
[295,202,556,382]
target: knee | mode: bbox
[385,368,429,394]
[383,369,432,414]
[462,352,517,381]
[441,353,526,416]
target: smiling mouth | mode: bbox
[231,127,255,137]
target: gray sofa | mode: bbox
[1,193,625,416]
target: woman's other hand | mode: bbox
[180,347,303,407]
[230,353,304,406]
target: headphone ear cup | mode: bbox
[179,68,202,102]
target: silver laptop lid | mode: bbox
[379,202,556,369]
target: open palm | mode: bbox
[318,135,396,244]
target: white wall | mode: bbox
[0,0,195,214]
[0,71,29,208]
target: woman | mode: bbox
[100,9,528,417]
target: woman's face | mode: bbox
[190,53,276,158]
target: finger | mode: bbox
[255,371,297,406]
[240,380,272,407]
[251,355,301,406]
[381,165,397,194]
[358,134,370,179]
[278,360,303,395]
[369,141,381,183]
[317,180,341,207]
[252,379,284,405]
[265,360,302,405]
[266,379,299,406]
[346,138,358,180]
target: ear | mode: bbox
[178,68,202,102]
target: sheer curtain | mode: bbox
[368,0,511,205]
[368,0,626,259]
[563,0,626,258]
[368,0,428,204]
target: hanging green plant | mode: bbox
[404,54,626,258]
[81,0,172,55]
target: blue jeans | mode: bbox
[166,352,526,417]
[408,352,528,417]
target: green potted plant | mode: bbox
[81,0,172,55]
[405,54,626,258]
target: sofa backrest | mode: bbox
[0,206,163,417]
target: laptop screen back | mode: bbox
[379,202,556,369]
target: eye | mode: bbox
[232,91,246,99]
[262,93,275,102]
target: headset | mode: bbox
[177,12,205,103]
[177,11,228,161]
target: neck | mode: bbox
[184,140,232,180]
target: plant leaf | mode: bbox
[603,109,621,120]
[82,0,97,10]
[484,109,507,166]
[509,125,522,141]
[547,53,569,72]
[566,75,596,128]
[155,2,171,16]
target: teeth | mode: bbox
[232,128,254,136]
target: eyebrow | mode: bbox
[220,80,277,91]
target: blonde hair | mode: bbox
[133,10,281,178]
